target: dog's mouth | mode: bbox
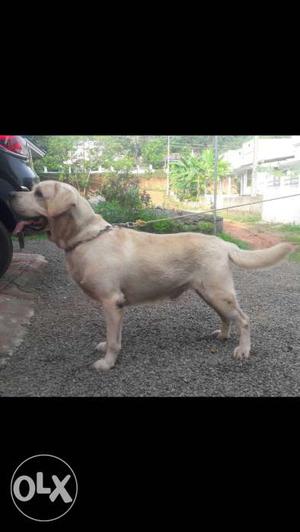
[13,216,48,235]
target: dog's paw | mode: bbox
[212,330,229,341]
[95,341,107,353]
[93,358,114,371]
[233,346,250,360]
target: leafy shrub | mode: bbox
[139,219,180,234]
[94,201,218,236]
[100,172,150,210]
[94,201,141,224]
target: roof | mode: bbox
[25,139,46,159]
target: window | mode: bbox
[268,176,280,187]
[285,176,299,186]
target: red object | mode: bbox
[0,135,28,156]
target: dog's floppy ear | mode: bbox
[46,182,77,218]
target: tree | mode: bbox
[170,154,205,200]
[92,136,136,172]
[32,136,80,175]
[29,136,103,196]
[29,135,253,179]
[170,149,231,201]
[146,136,253,155]
[141,138,166,168]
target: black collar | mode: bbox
[65,225,113,253]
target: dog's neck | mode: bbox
[47,197,110,250]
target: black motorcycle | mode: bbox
[0,135,42,277]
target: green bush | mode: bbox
[94,202,218,236]
[99,172,151,210]
[139,219,180,233]
[94,201,141,224]
[139,220,215,234]
[94,201,251,248]
[94,201,158,224]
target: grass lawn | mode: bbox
[223,212,262,224]
[261,223,300,243]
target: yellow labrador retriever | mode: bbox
[10,180,292,371]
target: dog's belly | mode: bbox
[67,254,194,305]
[122,280,190,305]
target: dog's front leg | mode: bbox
[93,299,124,371]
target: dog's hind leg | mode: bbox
[213,319,231,341]
[195,282,251,359]
[93,297,124,371]
[195,286,231,340]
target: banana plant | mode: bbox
[170,149,231,201]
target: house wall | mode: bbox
[205,194,263,214]
[262,187,300,224]
[222,138,293,170]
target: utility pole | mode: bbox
[213,135,218,235]
[135,135,139,178]
[166,135,170,197]
[252,135,258,196]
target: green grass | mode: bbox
[258,223,300,246]
[218,232,250,249]
[260,222,300,236]
[223,211,262,223]
[276,223,300,233]
[272,224,300,245]
[286,235,300,244]
[12,233,47,241]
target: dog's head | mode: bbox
[10,180,79,234]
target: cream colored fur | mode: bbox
[11,181,293,370]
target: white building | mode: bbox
[222,137,297,195]
[221,137,300,224]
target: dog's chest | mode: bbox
[65,254,104,300]
[65,255,87,287]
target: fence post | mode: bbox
[166,135,170,197]
[213,136,218,235]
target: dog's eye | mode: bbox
[34,189,43,198]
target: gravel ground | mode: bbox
[0,239,299,397]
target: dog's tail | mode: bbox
[228,242,293,270]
